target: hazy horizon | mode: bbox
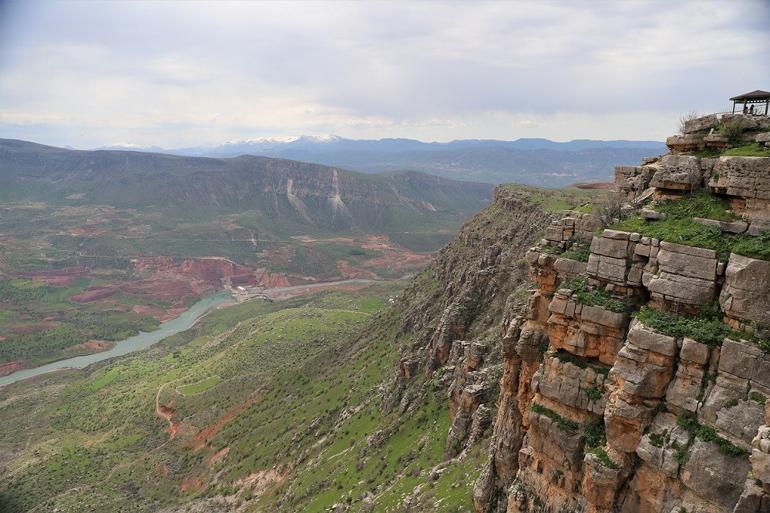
[1,0,769,148]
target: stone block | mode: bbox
[647,272,717,306]
[656,242,717,280]
[720,253,770,326]
[680,337,710,365]
[590,236,630,259]
[681,439,751,509]
[666,134,706,153]
[683,114,719,134]
[581,305,627,329]
[719,338,763,380]
[711,156,770,201]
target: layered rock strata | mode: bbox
[473,116,770,513]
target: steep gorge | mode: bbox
[388,113,770,513]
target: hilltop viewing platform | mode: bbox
[665,92,770,155]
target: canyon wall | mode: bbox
[469,115,770,513]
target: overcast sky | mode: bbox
[0,0,768,148]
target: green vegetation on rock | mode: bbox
[677,413,748,458]
[561,241,591,262]
[722,143,770,157]
[610,192,770,260]
[635,305,736,347]
[565,276,628,313]
[530,402,579,431]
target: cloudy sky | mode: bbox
[0,0,768,148]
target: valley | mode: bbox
[0,178,600,512]
[0,139,491,372]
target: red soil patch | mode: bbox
[9,321,61,334]
[20,266,89,287]
[192,396,259,452]
[156,403,181,438]
[255,268,292,288]
[0,361,24,377]
[67,339,111,353]
[131,304,168,321]
[207,447,230,466]
[133,256,257,292]
[180,477,204,493]
[70,287,118,303]
[336,260,378,280]
[237,468,288,498]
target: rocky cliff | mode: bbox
[465,113,770,513]
[388,113,770,513]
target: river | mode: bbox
[0,291,234,388]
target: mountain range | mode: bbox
[0,138,491,236]
[98,135,667,187]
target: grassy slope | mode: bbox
[0,283,482,513]
[0,183,602,512]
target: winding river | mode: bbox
[0,291,234,388]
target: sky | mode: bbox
[0,0,768,149]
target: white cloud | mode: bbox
[0,0,767,148]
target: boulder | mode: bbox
[656,241,717,281]
[649,155,704,190]
[647,272,717,306]
[720,254,770,327]
[666,134,706,153]
[715,398,765,447]
[704,133,730,150]
[536,355,607,414]
[682,114,719,134]
[751,425,770,483]
[681,438,751,509]
[610,322,677,398]
[636,413,690,477]
[711,157,770,201]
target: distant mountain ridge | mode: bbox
[0,138,492,236]
[97,135,665,186]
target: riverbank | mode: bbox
[0,291,235,388]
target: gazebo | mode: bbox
[730,90,770,115]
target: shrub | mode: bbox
[588,447,618,469]
[565,276,628,313]
[648,432,665,448]
[582,420,605,448]
[585,387,602,402]
[634,305,734,347]
[749,392,766,407]
[679,110,699,135]
[553,351,610,377]
[720,117,747,144]
[677,413,748,457]
[530,402,578,432]
[561,242,591,262]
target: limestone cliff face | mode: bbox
[472,116,770,513]
[388,185,560,459]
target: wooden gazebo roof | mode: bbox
[729,90,770,102]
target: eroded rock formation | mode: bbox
[469,114,770,513]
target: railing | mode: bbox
[714,109,768,118]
